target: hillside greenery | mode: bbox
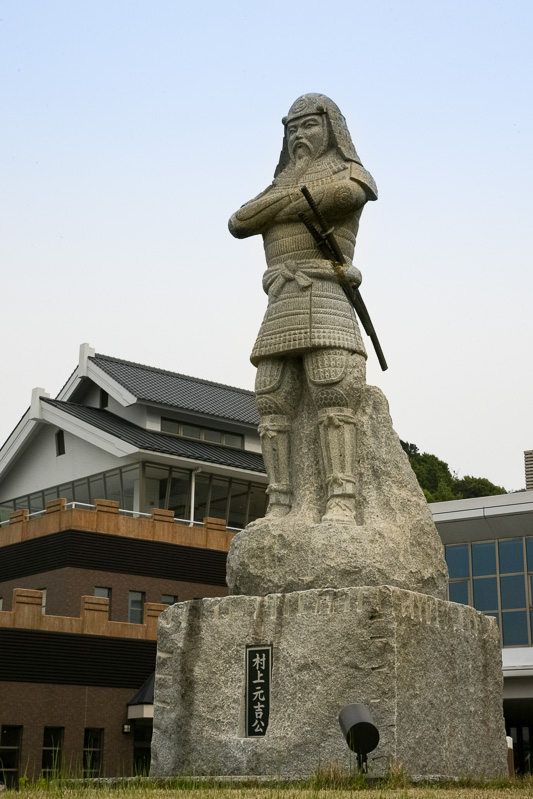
[400,440,506,503]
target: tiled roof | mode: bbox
[90,354,260,426]
[43,399,265,474]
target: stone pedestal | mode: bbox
[151,586,507,779]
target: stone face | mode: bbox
[151,586,508,779]
[227,385,448,599]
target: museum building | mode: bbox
[1,344,533,779]
[0,345,266,784]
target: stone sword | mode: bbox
[298,185,388,372]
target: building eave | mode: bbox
[39,400,138,458]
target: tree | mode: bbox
[400,440,506,502]
[453,475,506,498]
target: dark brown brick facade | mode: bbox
[0,567,227,620]
[0,505,234,779]
[1,682,138,779]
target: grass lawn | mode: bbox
[5,777,533,799]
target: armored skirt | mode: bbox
[250,261,366,365]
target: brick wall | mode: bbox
[0,682,137,780]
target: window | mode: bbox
[73,479,90,505]
[128,591,145,624]
[445,545,469,579]
[94,587,112,615]
[41,727,63,776]
[445,538,533,647]
[83,728,103,777]
[162,595,178,605]
[55,430,65,457]
[160,418,244,449]
[0,726,22,789]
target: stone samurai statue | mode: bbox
[229,93,377,524]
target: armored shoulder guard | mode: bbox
[349,162,378,201]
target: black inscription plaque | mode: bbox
[245,645,272,737]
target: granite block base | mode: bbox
[151,586,507,780]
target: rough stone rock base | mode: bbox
[151,586,507,780]
[226,385,448,600]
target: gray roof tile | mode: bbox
[90,354,259,426]
[43,399,265,474]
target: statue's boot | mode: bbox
[318,407,357,523]
[258,414,292,518]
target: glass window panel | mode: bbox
[121,465,139,512]
[0,727,22,747]
[204,428,223,443]
[0,750,19,769]
[445,545,470,579]
[29,492,44,513]
[43,487,59,507]
[128,591,144,624]
[247,483,268,526]
[449,581,469,605]
[161,418,180,435]
[183,424,201,439]
[15,495,29,511]
[500,575,526,609]
[42,726,63,749]
[499,540,524,574]
[73,480,90,505]
[194,474,211,522]
[84,728,103,749]
[0,502,15,523]
[89,476,105,503]
[104,470,122,505]
[162,595,177,605]
[526,539,533,572]
[473,577,498,611]
[472,542,496,576]
[224,433,243,448]
[228,481,249,529]
[58,483,74,502]
[168,470,190,520]
[502,611,529,646]
[145,464,169,511]
[209,477,230,520]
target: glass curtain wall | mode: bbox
[0,464,141,520]
[446,538,533,647]
[1,461,267,529]
[144,463,267,527]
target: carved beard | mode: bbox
[273,148,342,188]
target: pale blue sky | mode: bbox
[1,1,532,490]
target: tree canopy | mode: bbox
[400,440,506,503]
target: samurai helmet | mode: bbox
[274,93,361,177]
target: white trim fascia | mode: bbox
[56,366,83,402]
[0,388,51,480]
[40,402,138,458]
[136,450,268,483]
[0,412,40,480]
[86,360,138,407]
[57,343,95,402]
[127,704,154,719]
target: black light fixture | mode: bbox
[338,703,379,772]
[122,723,132,734]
